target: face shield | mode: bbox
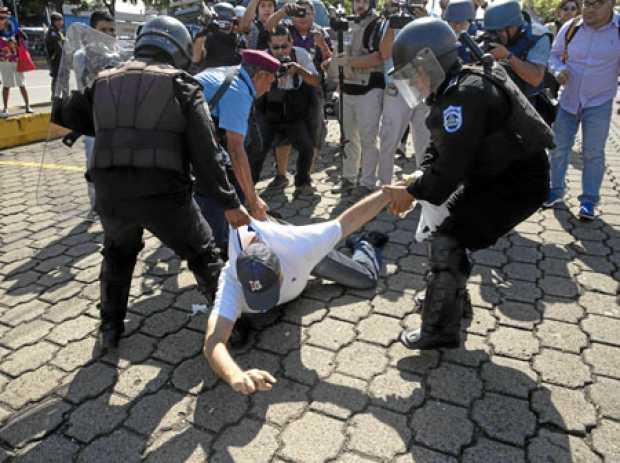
[390,47,446,109]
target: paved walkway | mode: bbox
[0,101,619,462]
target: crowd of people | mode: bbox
[47,0,619,394]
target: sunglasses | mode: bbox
[562,5,578,11]
[583,0,607,9]
[270,44,289,50]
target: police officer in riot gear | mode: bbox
[52,15,250,350]
[382,18,552,350]
[482,0,553,120]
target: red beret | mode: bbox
[241,49,280,74]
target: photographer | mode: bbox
[481,0,552,116]
[444,0,477,63]
[191,2,242,73]
[373,0,428,186]
[251,25,320,196]
[330,0,385,194]
[240,0,275,50]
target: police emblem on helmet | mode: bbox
[443,105,463,133]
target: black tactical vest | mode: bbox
[461,64,555,152]
[90,60,188,175]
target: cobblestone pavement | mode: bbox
[0,100,619,462]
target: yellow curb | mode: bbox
[0,112,69,150]
[0,160,83,172]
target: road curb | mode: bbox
[0,112,68,150]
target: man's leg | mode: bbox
[400,234,468,350]
[275,144,291,177]
[84,136,96,211]
[311,241,381,289]
[98,214,144,349]
[548,107,579,202]
[358,88,384,190]
[249,113,276,184]
[288,120,315,188]
[410,101,431,168]
[145,198,223,300]
[578,99,613,206]
[342,93,361,185]
[378,90,413,185]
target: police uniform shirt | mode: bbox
[212,219,343,321]
[195,66,256,137]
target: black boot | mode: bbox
[414,288,473,319]
[400,235,468,350]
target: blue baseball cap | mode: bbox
[236,242,282,311]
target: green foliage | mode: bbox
[529,0,560,22]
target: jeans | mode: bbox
[549,100,613,205]
[311,240,382,290]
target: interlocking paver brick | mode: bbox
[369,367,424,412]
[1,366,65,410]
[50,336,99,372]
[171,355,218,394]
[428,363,482,407]
[143,425,211,463]
[0,341,59,377]
[411,400,473,456]
[250,378,308,425]
[15,433,81,463]
[481,356,537,399]
[503,262,540,282]
[489,326,539,360]
[283,345,335,385]
[462,438,526,463]
[1,319,54,349]
[66,393,130,443]
[190,382,249,432]
[534,349,592,387]
[395,448,458,463]
[280,411,344,463]
[581,315,620,346]
[59,362,117,405]
[327,296,372,322]
[495,301,540,329]
[528,429,601,463]
[77,428,143,463]
[46,315,98,345]
[125,389,193,436]
[579,292,620,319]
[212,418,279,462]
[465,307,496,335]
[0,397,71,449]
[336,341,388,380]
[281,297,328,326]
[388,343,440,374]
[538,298,584,323]
[347,407,411,460]
[591,420,620,462]
[577,272,617,295]
[310,372,367,419]
[112,361,170,399]
[356,314,400,346]
[306,317,356,351]
[153,328,203,365]
[472,393,536,446]
[584,343,620,379]
[536,320,588,353]
[532,385,596,435]
[588,377,620,420]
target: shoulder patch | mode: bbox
[443,105,463,133]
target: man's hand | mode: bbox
[332,53,350,67]
[287,62,303,76]
[555,69,569,86]
[382,185,415,216]
[224,206,251,228]
[313,31,327,50]
[249,196,269,220]
[230,369,277,395]
[488,43,510,61]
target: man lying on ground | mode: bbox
[203,191,390,394]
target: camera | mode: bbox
[276,56,294,78]
[329,4,350,32]
[386,0,426,29]
[476,31,501,52]
[287,3,307,18]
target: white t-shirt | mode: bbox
[212,219,342,321]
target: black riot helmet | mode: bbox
[135,15,193,70]
[213,2,236,21]
[389,17,458,106]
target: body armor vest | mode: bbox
[506,22,552,97]
[204,31,241,68]
[343,14,383,86]
[461,63,555,152]
[90,60,189,175]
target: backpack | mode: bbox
[562,16,620,64]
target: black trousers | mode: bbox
[97,196,222,328]
[438,151,550,250]
[250,113,314,187]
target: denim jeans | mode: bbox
[311,241,382,290]
[549,100,613,205]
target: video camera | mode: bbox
[475,31,501,53]
[384,0,426,28]
[329,3,351,32]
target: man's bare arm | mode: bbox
[508,57,546,87]
[204,314,276,394]
[337,190,390,238]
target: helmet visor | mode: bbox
[390,47,446,107]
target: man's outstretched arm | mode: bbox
[204,313,276,395]
[337,190,391,238]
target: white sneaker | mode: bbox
[0,110,8,118]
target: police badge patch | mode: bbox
[443,105,463,133]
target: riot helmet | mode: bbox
[214,2,236,24]
[135,15,193,70]
[483,0,524,30]
[443,0,476,23]
[389,17,458,107]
